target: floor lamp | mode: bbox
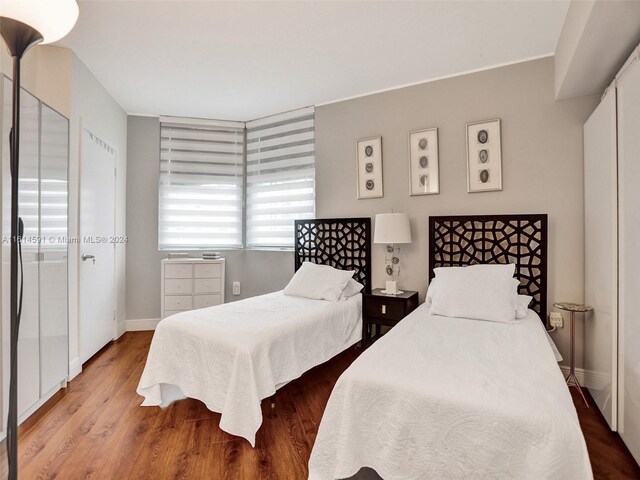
[0,2,78,479]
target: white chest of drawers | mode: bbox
[161,258,225,318]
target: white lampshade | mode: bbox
[0,0,79,44]
[374,213,412,244]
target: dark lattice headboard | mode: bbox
[295,218,372,294]
[429,214,548,322]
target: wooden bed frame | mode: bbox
[268,217,372,418]
[429,214,548,323]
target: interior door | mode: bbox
[79,128,116,364]
[618,56,640,464]
[583,87,617,429]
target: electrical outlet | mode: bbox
[232,281,241,296]
[550,312,564,328]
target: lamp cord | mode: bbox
[17,218,24,320]
[7,129,24,477]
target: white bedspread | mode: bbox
[137,291,362,446]
[309,304,592,480]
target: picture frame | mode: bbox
[356,136,383,199]
[408,128,439,195]
[466,119,502,193]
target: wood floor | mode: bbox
[1,331,639,479]
[572,388,640,479]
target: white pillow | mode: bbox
[429,271,524,319]
[430,264,517,323]
[426,279,436,306]
[429,275,528,319]
[340,279,364,300]
[284,262,355,302]
[515,294,532,319]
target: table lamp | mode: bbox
[374,213,412,294]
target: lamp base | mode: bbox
[381,280,402,295]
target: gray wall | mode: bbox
[125,116,293,320]
[315,57,599,368]
[126,57,598,368]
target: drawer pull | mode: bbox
[382,305,386,315]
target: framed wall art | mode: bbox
[356,136,383,199]
[466,119,502,193]
[408,128,439,195]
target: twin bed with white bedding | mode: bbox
[137,217,372,445]
[138,290,362,445]
[309,305,591,479]
[309,214,592,479]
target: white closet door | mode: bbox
[584,88,617,429]
[1,80,69,427]
[16,88,41,417]
[618,56,640,464]
[39,103,69,394]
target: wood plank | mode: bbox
[572,388,640,479]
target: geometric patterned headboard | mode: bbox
[295,217,372,294]
[429,214,548,322]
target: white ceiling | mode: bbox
[57,0,570,120]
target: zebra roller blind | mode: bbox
[246,107,315,248]
[159,117,245,249]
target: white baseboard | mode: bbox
[18,381,65,423]
[561,365,612,392]
[116,321,127,338]
[126,318,160,331]
[560,365,584,383]
[0,379,67,441]
[68,356,82,381]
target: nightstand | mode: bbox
[362,288,419,348]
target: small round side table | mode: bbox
[553,302,593,407]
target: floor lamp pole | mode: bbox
[0,17,44,480]
[7,53,23,480]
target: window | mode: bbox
[159,117,245,249]
[246,107,315,248]
[158,107,315,250]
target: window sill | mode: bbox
[158,247,293,253]
[245,247,294,253]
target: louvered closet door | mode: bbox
[584,88,617,429]
[617,56,640,464]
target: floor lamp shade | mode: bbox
[0,0,79,45]
[374,213,412,244]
